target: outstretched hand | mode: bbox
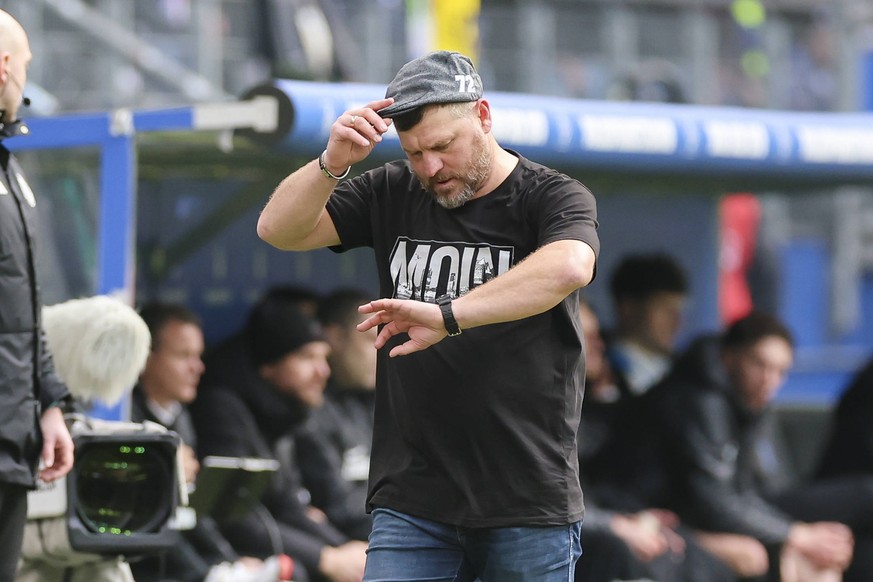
[321,98,395,176]
[358,299,448,357]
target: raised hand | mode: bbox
[321,98,395,176]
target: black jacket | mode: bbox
[295,384,374,541]
[648,336,796,544]
[189,333,347,572]
[0,141,69,488]
[582,336,797,544]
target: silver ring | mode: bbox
[349,115,359,127]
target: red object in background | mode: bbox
[719,193,761,325]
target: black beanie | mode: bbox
[246,298,326,367]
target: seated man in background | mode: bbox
[612,312,873,581]
[294,289,377,542]
[190,290,367,582]
[131,302,286,582]
[576,297,737,582]
[605,252,689,396]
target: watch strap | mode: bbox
[436,295,462,336]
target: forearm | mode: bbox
[453,239,595,330]
[259,99,393,250]
[256,158,339,251]
[688,476,793,544]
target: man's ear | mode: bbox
[142,351,157,374]
[258,361,276,383]
[323,323,346,351]
[0,51,9,82]
[477,99,492,133]
[615,299,638,327]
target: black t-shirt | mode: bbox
[326,152,599,527]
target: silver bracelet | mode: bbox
[319,150,351,180]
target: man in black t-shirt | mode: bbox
[258,50,599,581]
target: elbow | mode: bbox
[256,214,276,245]
[257,212,298,250]
[563,266,593,294]
[561,242,596,291]
[572,259,596,290]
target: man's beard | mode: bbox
[419,133,491,210]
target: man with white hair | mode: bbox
[0,9,74,578]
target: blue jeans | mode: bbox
[364,508,582,582]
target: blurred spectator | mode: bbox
[189,290,367,582]
[252,0,338,80]
[608,59,688,104]
[555,53,600,99]
[787,20,838,112]
[294,289,376,541]
[255,285,321,318]
[130,301,285,582]
[717,60,768,109]
[576,298,737,582]
[620,312,873,581]
[606,253,689,396]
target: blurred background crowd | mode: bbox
[6,0,873,114]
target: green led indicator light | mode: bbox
[134,446,145,454]
[119,446,131,453]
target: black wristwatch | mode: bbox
[436,294,462,337]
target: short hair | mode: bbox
[246,291,325,367]
[137,302,201,352]
[318,288,371,329]
[257,285,320,312]
[609,253,688,303]
[393,101,478,132]
[721,311,794,351]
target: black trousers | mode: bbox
[575,528,652,582]
[0,482,28,580]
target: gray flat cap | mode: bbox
[380,51,483,119]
